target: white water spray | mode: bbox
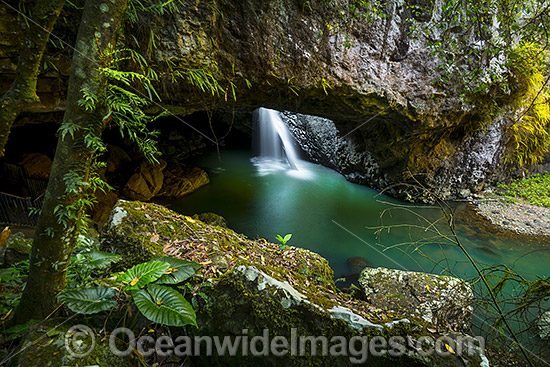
[252,108,314,179]
[257,107,300,170]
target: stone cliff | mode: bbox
[0,0,531,199]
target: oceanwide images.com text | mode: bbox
[66,325,485,364]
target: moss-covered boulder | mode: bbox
[100,201,488,366]
[359,267,474,333]
[4,232,32,267]
[14,320,132,367]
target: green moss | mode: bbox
[6,232,32,255]
[16,319,131,367]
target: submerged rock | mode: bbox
[359,267,474,333]
[346,256,372,273]
[538,311,550,340]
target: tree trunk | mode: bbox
[13,0,128,324]
[0,0,66,157]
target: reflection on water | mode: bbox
[165,150,550,283]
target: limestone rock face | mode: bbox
[160,164,209,198]
[122,160,167,201]
[0,0,525,199]
[359,267,474,332]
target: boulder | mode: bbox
[18,153,52,179]
[190,264,487,367]
[0,226,10,249]
[105,144,132,174]
[359,267,474,332]
[101,201,488,367]
[4,232,32,266]
[14,319,131,367]
[90,189,119,225]
[160,164,209,198]
[538,311,550,339]
[122,159,167,201]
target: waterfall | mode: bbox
[252,108,314,179]
[257,108,300,170]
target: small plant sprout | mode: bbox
[275,233,292,250]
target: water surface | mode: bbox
[165,150,550,283]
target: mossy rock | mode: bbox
[100,200,185,269]
[188,265,487,367]
[99,201,488,366]
[358,267,474,333]
[4,232,32,267]
[13,319,133,367]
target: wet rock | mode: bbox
[359,267,474,332]
[122,160,167,201]
[4,232,32,266]
[538,311,550,339]
[474,246,498,257]
[160,164,209,198]
[18,153,52,179]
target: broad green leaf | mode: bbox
[83,250,121,270]
[283,234,292,242]
[119,261,170,290]
[153,256,201,285]
[58,287,117,315]
[133,284,197,327]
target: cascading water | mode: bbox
[257,108,299,169]
[252,107,313,179]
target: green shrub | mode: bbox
[497,173,550,207]
[507,42,550,166]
